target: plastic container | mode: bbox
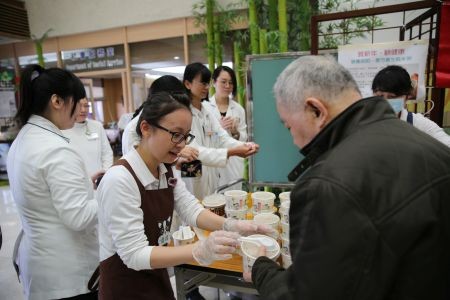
[202,194,226,216]
[172,228,196,246]
[224,190,248,209]
[225,206,248,220]
[279,191,291,203]
[251,192,276,214]
[240,234,280,273]
[279,201,290,224]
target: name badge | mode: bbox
[86,133,99,140]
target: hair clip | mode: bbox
[31,70,40,81]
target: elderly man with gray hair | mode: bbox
[245,55,450,299]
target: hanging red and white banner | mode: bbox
[436,1,450,88]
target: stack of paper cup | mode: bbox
[253,212,280,239]
[224,190,248,220]
[279,200,291,259]
[251,191,276,215]
[279,191,291,203]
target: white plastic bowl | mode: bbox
[240,234,280,273]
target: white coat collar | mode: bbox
[27,114,70,143]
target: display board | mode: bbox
[246,53,304,187]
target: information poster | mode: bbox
[338,40,428,100]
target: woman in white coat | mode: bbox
[181,63,259,200]
[207,66,247,190]
[7,65,98,300]
[63,97,113,186]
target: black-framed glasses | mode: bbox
[152,123,195,145]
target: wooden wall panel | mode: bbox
[103,78,123,124]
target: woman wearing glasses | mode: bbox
[97,92,272,299]
[62,97,113,188]
[182,63,258,200]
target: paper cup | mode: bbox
[241,234,280,273]
[253,212,280,231]
[225,206,248,220]
[251,192,276,214]
[279,192,291,203]
[280,221,289,239]
[224,190,248,209]
[202,194,226,216]
[172,229,195,246]
[281,250,292,268]
[281,236,290,255]
[279,201,290,224]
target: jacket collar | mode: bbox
[288,97,396,181]
[27,114,70,143]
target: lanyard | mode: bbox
[27,122,70,143]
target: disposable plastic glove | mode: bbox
[192,230,240,266]
[223,219,277,237]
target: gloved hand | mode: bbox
[223,219,277,237]
[192,230,240,266]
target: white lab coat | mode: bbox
[206,96,247,190]
[400,109,450,148]
[122,113,140,155]
[185,102,244,200]
[62,119,113,177]
[7,115,98,300]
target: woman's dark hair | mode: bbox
[183,62,211,98]
[372,65,413,97]
[132,75,185,118]
[16,64,85,128]
[136,91,191,137]
[212,65,237,96]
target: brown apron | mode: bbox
[99,159,175,300]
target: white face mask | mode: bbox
[387,98,404,114]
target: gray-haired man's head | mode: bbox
[274,55,361,148]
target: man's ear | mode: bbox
[304,97,329,128]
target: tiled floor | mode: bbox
[0,186,237,300]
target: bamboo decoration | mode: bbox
[214,13,222,67]
[206,0,215,72]
[32,29,52,68]
[278,0,288,52]
[259,29,268,54]
[268,0,278,31]
[248,0,259,54]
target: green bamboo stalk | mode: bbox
[233,41,244,107]
[259,29,268,54]
[214,13,222,67]
[32,29,52,68]
[268,0,278,31]
[278,0,288,52]
[249,0,259,54]
[299,0,312,51]
[206,0,215,72]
